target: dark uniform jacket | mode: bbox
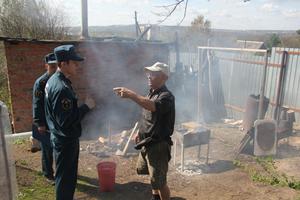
[45,71,90,141]
[138,85,175,145]
[32,72,50,128]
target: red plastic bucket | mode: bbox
[97,161,116,192]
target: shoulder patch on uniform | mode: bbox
[61,98,72,111]
[35,90,43,97]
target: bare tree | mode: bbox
[0,0,70,40]
[0,42,11,110]
[156,0,250,25]
[155,0,188,25]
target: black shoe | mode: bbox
[45,176,55,185]
[30,146,41,153]
[151,194,161,200]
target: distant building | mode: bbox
[236,40,267,49]
[140,25,161,41]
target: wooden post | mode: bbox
[198,144,201,160]
[258,50,269,119]
[197,48,203,123]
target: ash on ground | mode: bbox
[176,160,210,176]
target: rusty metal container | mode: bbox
[277,109,295,140]
[242,94,269,133]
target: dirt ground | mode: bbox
[12,122,300,200]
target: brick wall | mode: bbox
[3,39,169,133]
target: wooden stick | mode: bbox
[122,122,139,155]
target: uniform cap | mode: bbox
[54,45,84,62]
[44,53,57,64]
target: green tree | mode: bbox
[266,34,281,48]
[180,15,211,50]
[0,0,70,39]
[296,29,300,35]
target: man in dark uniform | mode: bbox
[32,53,57,183]
[114,62,175,200]
[45,45,95,200]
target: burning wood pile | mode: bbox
[81,123,139,158]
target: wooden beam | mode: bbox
[224,104,245,113]
[276,50,300,55]
[218,57,281,68]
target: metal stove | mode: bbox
[173,122,211,172]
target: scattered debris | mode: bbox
[223,118,244,130]
[176,160,210,176]
[229,120,243,126]
[223,118,235,124]
[98,136,106,144]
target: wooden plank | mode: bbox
[181,121,202,130]
[224,104,245,113]
[218,56,281,68]
[276,50,300,55]
[269,101,300,113]
[235,133,252,159]
[198,46,267,53]
[225,101,300,114]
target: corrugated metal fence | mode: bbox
[169,47,300,122]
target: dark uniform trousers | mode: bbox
[52,137,79,200]
[32,72,54,178]
[45,71,90,200]
[32,125,53,178]
[41,141,53,178]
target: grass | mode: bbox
[12,138,100,200]
[18,159,28,166]
[13,138,26,145]
[16,165,99,200]
[16,167,55,200]
[234,157,300,190]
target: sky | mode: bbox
[55,0,300,30]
